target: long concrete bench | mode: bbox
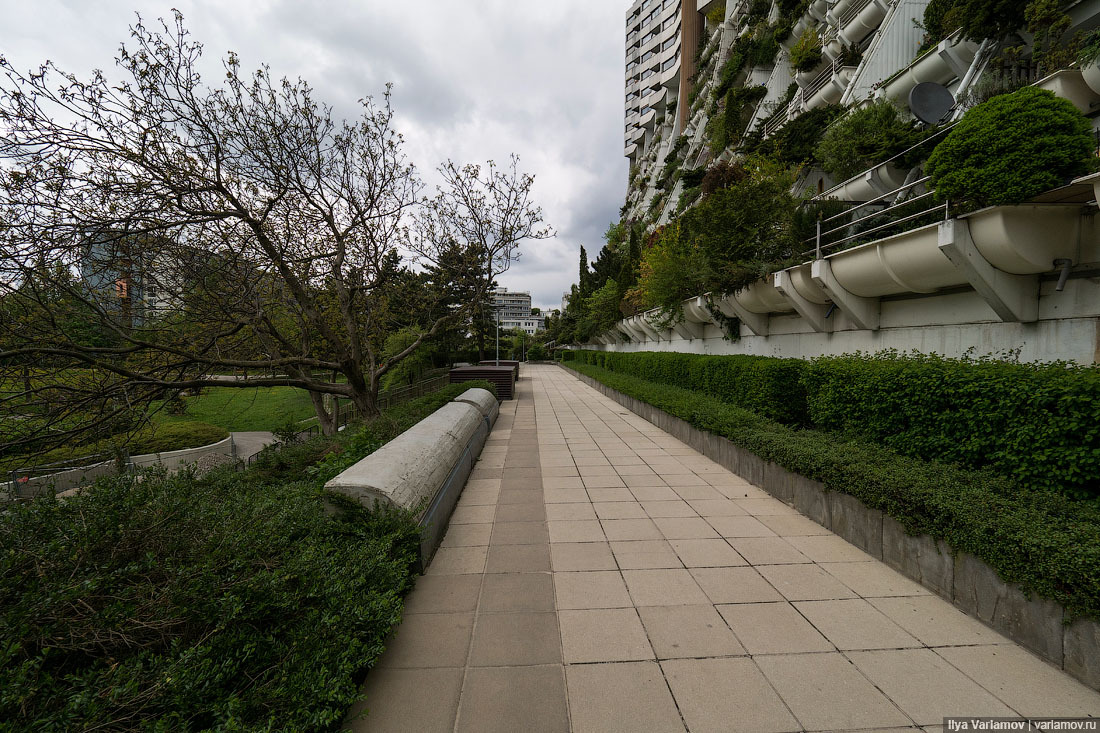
[324,387,498,566]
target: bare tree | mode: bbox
[0,13,550,451]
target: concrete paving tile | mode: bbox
[728,537,811,565]
[484,543,551,573]
[559,608,654,663]
[456,489,500,507]
[691,566,785,604]
[555,570,633,609]
[850,648,1016,725]
[785,534,874,563]
[377,612,474,668]
[614,463,657,476]
[544,488,589,503]
[629,485,681,501]
[545,502,597,521]
[795,599,921,650]
[670,538,748,568]
[495,503,546,522]
[541,465,580,477]
[733,498,799,515]
[550,541,617,571]
[479,573,555,613]
[449,504,496,525]
[350,667,463,732]
[497,488,543,504]
[577,464,619,477]
[489,521,549,546]
[699,474,755,488]
[756,652,912,731]
[934,645,1100,717]
[468,611,561,666]
[468,468,503,480]
[622,474,669,488]
[869,596,1011,646]
[586,487,634,502]
[403,574,482,615]
[754,513,836,536]
[653,516,721,539]
[593,501,647,519]
[707,515,778,538]
[610,539,682,569]
[456,665,569,733]
[639,604,745,659]
[640,499,697,517]
[425,546,487,575]
[573,454,611,467]
[713,484,772,499]
[663,476,714,491]
[622,568,710,606]
[581,475,627,489]
[687,498,747,516]
[757,563,859,601]
[566,661,685,733]
[502,466,540,480]
[608,455,647,466]
[504,454,540,468]
[662,657,800,733]
[717,601,832,654]
[601,518,664,541]
[823,562,930,598]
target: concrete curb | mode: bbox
[564,365,1100,692]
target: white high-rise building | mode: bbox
[624,0,706,166]
[491,287,544,334]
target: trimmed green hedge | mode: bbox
[562,360,1100,619]
[0,380,496,731]
[563,350,1100,500]
[564,350,808,426]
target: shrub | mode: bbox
[815,100,923,180]
[801,353,1100,499]
[926,87,1095,208]
[527,342,547,360]
[0,469,420,731]
[562,359,1100,620]
[789,28,823,72]
[751,104,843,168]
[952,0,1028,41]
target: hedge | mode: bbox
[0,380,495,731]
[563,350,1100,500]
[564,350,808,425]
[562,360,1100,619]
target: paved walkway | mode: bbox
[348,365,1100,732]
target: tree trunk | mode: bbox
[308,390,338,436]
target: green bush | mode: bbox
[815,99,924,180]
[0,469,420,731]
[748,104,843,168]
[801,353,1100,499]
[566,350,809,425]
[789,28,823,72]
[563,360,1100,620]
[926,87,1095,208]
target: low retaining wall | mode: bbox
[565,366,1100,692]
[6,435,236,500]
[325,387,499,567]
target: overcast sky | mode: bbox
[1,0,627,312]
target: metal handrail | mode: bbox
[801,198,948,258]
[814,125,958,201]
[838,0,875,28]
[816,176,932,229]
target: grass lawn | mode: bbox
[153,386,318,432]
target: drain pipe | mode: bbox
[1053,259,1074,292]
[950,39,994,120]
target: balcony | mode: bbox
[800,58,858,110]
[836,0,888,46]
[879,30,979,104]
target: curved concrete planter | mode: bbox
[881,33,979,103]
[326,387,499,567]
[828,222,956,297]
[966,204,1085,274]
[838,0,887,45]
[734,274,795,314]
[826,161,910,202]
[1035,68,1100,115]
[565,366,1100,692]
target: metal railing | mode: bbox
[802,179,948,258]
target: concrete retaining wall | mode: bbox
[565,366,1100,692]
[325,387,498,567]
[130,436,235,470]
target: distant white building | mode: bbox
[492,287,544,334]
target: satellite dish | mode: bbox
[909,82,955,125]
